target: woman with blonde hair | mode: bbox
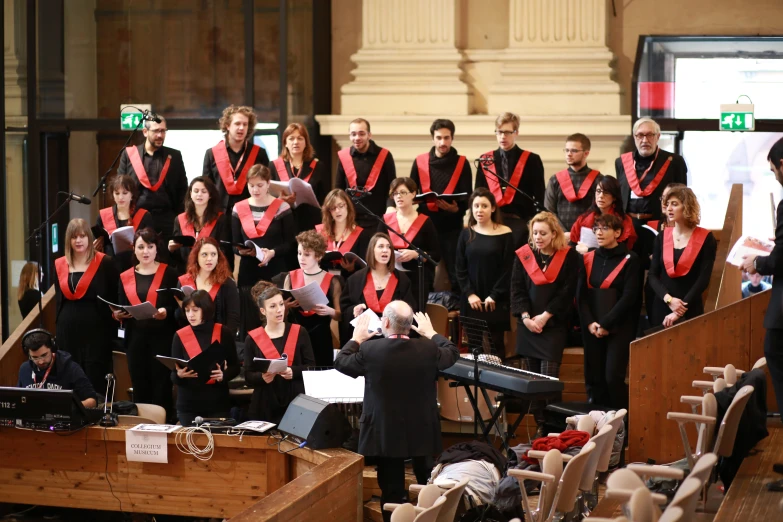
[55,218,119,390]
[511,211,578,435]
[17,262,41,318]
[647,186,716,328]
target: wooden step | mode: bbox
[363,465,417,502]
[364,500,383,522]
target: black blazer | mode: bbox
[334,334,459,457]
[756,200,783,329]
[615,148,688,218]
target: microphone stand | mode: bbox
[100,374,118,427]
[25,194,77,328]
[348,193,435,312]
[474,155,544,213]
[92,107,148,207]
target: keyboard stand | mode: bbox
[449,381,522,455]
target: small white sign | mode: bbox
[126,427,169,463]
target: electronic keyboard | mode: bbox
[440,355,564,397]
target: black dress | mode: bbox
[173,276,241,337]
[244,323,316,423]
[18,289,41,318]
[378,212,441,307]
[647,227,717,327]
[170,321,239,424]
[54,253,119,392]
[169,212,230,274]
[510,246,578,363]
[286,270,342,368]
[118,264,179,416]
[95,206,155,273]
[317,224,373,281]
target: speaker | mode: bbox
[278,394,347,450]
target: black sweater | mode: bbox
[336,140,397,227]
[510,247,579,324]
[577,244,640,330]
[408,147,473,230]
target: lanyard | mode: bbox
[32,353,56,388]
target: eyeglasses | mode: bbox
[563,148,583,154]
[330,203,347,211]
[29,352,52,362]
[392,191,411,198]
[148,129,167,135]
[592,226,611,233]
[595,188,605,195]
[634,132,656,141]
[495,130,516,137]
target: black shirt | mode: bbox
[475,145,545,222]
[336,140,397,227]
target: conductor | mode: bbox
[335,301,459,520]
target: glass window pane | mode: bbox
[254,0,282,123]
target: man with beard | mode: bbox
[118,115,188,243]
[545,133,601,231]
[408,119,472,294]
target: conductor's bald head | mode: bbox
[382,301,414,336]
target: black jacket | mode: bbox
[615,148,688,218]
[756,200,783,329]
[335,334,459,457]
[118,144,188,219]
[577,244,640,331]
[17,351,99,402]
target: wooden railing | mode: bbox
[0,286,56,386]
[628,289,771,464]
[704,183,743,312]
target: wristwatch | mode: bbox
[664,295,673,305]
[521,313,531,320]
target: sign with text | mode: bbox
[120,104,151,131]
[51,223,58,253]
[125,424,176,463]
[719,103,754,131]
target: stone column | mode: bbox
[341,0,472,115]
[4,0,26,116]
[488,0,622,115]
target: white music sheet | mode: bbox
[303,369,364,403]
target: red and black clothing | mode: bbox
[203,139,270,216]
[244,323,315,423]
[647,227,716,326]
[544,165,601,232]
[270,157,329,233]
[169,212,230,274]
[316,224,372,281]
[174,275,241,336]
[95,205,155,272]
[171,321,239,425]
[569,209,638,251]
[286,270,341,368]
[577,244,640,409]
[408,147,472,293]
[336,140,397,228]
[118,144,188,241]
[54,253,119,391]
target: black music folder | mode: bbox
[157,341,225,382]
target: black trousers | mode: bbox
[582,330,632,410]
[376,456,431,522]
[765,328,783,418]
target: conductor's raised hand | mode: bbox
[351,312,378,345]
[411,312,437,339]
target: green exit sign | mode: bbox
[120,103,152,131]
[719,103,754,131]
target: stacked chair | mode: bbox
[383,478,470,522]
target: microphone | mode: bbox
[346,188,372,198]
[143,110,162,123]
[60,192,92,205]
[473,154,495,171]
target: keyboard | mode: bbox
[440,355,564,397]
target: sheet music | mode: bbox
[350,308,382,335]
[303,369,364,403]
[642,224,659,236]
[244,240,266,263]
[98,296,158,320]
[253,353,288,374]
[269,178,320,208]
[579,227,599,249]
[289,280,329,311]
[727,235,774,267]
[394,251,410,271]
[111,226,135,254]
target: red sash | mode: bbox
[383,213,428,249]
[571,209,635,247]
[584,251,630,289]
[55,252,106,301]
[234,199,283,239]
[481,150,531,207]
[120,263,167,307]
[663,227,709,278]
[126,146,171,192]
[338,147,389,190]
[177,212,222,239]
[416,153,466,212]
[555,169,600,203]
[316,224,364,253]
[621,151,672,198]
[516,244,570,285]
[272,157,316,183]
[363,271,398,313]
[212,141,261,195]
[178,273,220,301]
[177,323,222,384]
[289,269,333,316]
[248,324,300,367]
[99,207,149,235]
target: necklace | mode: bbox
[303,269,323,276]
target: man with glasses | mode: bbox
[475,112,545,248]
[336,118,397,228]
[118,115,188,245]
[16,330,98,408]
[409,119,472,294]
[545,133,601,231]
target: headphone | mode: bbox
[21,328,58,355]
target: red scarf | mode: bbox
[176,323,222,384]
[481,150,531,207]
[316,224,364,253]
[555,169,600,202]
[248,324,300,367]
[120,263,167,307]
[383,213,428,249]
[55,252,106,301]
[515,244,570,285]
[99,207,149,235]
[176,212,222,239]
[126,146,171,192]
[178,273,220,301]
[583,251,630,289]
[363,271,398,313]
[234,199,283,239]
[416,153,466,211]
[621,150,672,198]
[211,141,261,195]
[289,269,333,316]
[272,157,317,183]
[663,227,710,278]
[337,147,389,190]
